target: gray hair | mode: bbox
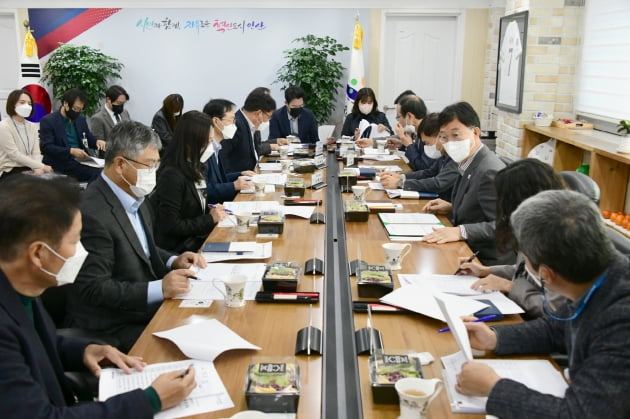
[511,189,615,284]
[104,121,161,165]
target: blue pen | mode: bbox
[437,314,497,333]
[208,204,233,214]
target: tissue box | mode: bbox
[284,178,305,197]
[344,200,369,222]
[262,262,300,292]
[357,265,394,298]
[369,352,423,404]
[245,357,300,413]
[258,210,285,234]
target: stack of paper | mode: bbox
[385,189,439,199]
[224,201,280,214]
[202,241,272,263]
[378,213,444,240]
[435,295,568,414]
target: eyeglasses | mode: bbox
[123,156,160,170]
[221,117,235,124]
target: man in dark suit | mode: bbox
[39,88,105,183]
[456,190,630,417]
[219,91,286,174]
[423,101,512,265]
[0,175,195,417]
[89,85,132,146]
[269,85,320,144]
[202,99,254,204]
[65,121,206,352]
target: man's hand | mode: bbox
[456,362,501,397]
[276,138,290,146]
[96,140,107,151]
[234,176,252,191]
[241,170,256,177]
[43,165,53,173]
[83,344,146,377]
[162,269,194,299]
[270,144,280,151]
[151,367,197,410]
[422,226,461,244]
[463,318,498,351]
[386,137,402,149]
[70,148,89,159]
[355,138,374,148]
[326,136,335,145]
[471,275,513,294]
[422,198,451,214]
[380,172,401,189]
[376,123,389,133]
[456,259,491,277]
[172,251,207,270]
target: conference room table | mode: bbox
[129,151,529,418]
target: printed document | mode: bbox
[174,263,265,300]
[203,242,272,263]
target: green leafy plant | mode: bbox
[42,43,124,116]
[274,35,349,124]
[618,120,630,136]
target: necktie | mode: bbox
[115,113,121,123]
[253,130,261,161]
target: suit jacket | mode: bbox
[89,106,131,141]
[487,254,630,418]
[206,153,238,204]
[0,270,152,418]
[39,110,96,172]
[404,136,437,171]
[0,118,45,174]
[341,111,393,137]
[403,154,458,201]
[66,176,174,333]
[154,165,216,252]
[151,109,174,151]
[268,107,319,143]
[219,109,270,174]
[449,146,512,265]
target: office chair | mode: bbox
[40,285,120,401]
[559,171,600,205]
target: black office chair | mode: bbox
[499,155,515,166]
[40,285,120,401]
[559,171,600,205]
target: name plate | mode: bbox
[311,171,323,186]
[314,154,326,167]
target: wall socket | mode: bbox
[539,36,562,45]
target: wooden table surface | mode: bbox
[130,157,526,418]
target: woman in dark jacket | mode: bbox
[341,87,393,138]
[151,93,183,153]
[153,110,225,252]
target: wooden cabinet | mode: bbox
[522,124,630,212]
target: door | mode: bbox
[0,12,19,118]
[380,14,459,128]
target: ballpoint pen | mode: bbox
[179,364,193,379]
[437,314,497,333]
[208,204,233,214]
[454,250,480,275]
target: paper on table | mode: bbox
[174,263,266,300]
[368,182,385,190]
[465,292,525,315]
[251,173,287,185]
[362,154,401,161]
[384,223,443,237]
[203,242,272,263]
[78,156,105,168]
[379,213,441,224]
[380,286,488,322]
[99,360,233,418]
[398,274,484,296]
[153,319,261,362]
[224,201,280,214]
[281,205,315,219]
[362,147,390,156]
[360,165,402,173]
[258,162,282,171]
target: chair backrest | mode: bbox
[607,227,630,256]
[499,155,514,166]
[559,171,600,205]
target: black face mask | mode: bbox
[65,107,81,121]
[112,104,124,115]
[289,107,303,118]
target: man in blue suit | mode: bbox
[0,175,195,417]
[39,88,104,182]
[202,99,254,204]
[269,85,320,144]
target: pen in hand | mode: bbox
[437,314,497,333]
[208,204,233,214]
[179,364,193,379]
[454,250,480,275]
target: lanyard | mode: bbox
[11,118,31,153]
[542,270,607,321]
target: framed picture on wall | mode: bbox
[495,11,528,113]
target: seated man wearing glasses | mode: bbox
[268,86,320,144]
[422,102,513,266]
[65,121,206,352]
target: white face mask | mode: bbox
[200,144,215,163]
[423,144,442,159]
[258,120,270,132]
[221,123,237,139]
[359,103,373,115]
[122,159,157,198]
[15,104,32,118]
[443,138,471,163]
[524,265,542,287]
[40,241,88,286]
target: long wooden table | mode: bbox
[130,153,529,418]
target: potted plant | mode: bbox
[42,43,123,116]
[617,120,630,153]
[274,35,349,124]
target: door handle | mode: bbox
[383,105,395,111]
